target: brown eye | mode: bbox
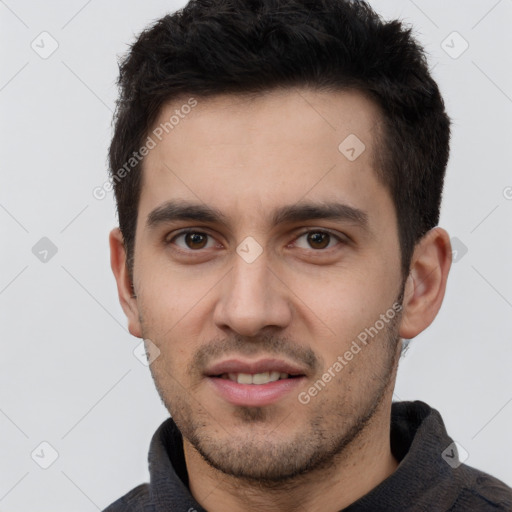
[184,232,208,249]
[294,230,342,251]
[307,232,331,249]
[168,231,216,251]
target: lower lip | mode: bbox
[207,376,305,406]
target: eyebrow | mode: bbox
[146,199,370,233]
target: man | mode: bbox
[103,0,512,510]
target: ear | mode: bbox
[399,227,452,339]
[109,227,143,338]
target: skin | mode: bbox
[110,88,452,512]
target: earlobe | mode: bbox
[399,227,452,340]
[109,228,143,338]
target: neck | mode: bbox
[184,397,399,512]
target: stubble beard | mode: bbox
[145,297,403,487]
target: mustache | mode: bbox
[189,332,320,375]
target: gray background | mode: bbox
[1,0,511,510]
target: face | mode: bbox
[129,88,406,482]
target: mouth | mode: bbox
[215,371,302,385]
[205,358,307,406]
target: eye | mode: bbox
[168,230,218,251]
[166,228,346,254]
[293,230,344,250]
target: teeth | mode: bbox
[226,371,289,384]
[255,372,273,384]
[237,373,253,384]
[270,371,281,382]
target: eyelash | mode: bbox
[165,228,347,254]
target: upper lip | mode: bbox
[205,358,308,377]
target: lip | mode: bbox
[204,358,308,407]
[207,375,306,406]
[205,358,308,377]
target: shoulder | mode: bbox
[102,483,150,512]
[450,464,512,511]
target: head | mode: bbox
[109,0,452,484]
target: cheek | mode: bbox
[136,271,214,361]
[135,249,216,320]
[291,265,398,360]
[294,266,388,326]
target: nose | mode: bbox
[213,252,293,338]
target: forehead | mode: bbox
[138,87,391,231]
